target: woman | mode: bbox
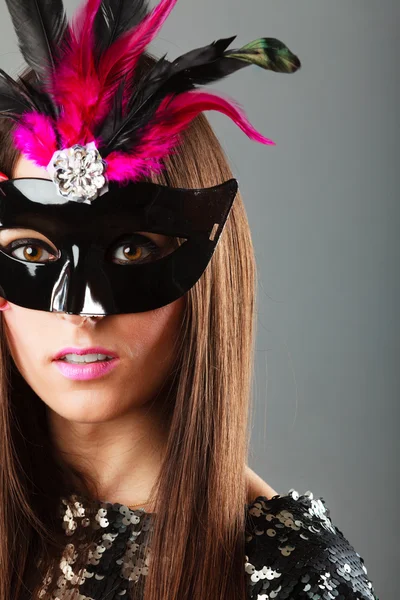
[0,0,378,599]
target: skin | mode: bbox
[0,157,277,508]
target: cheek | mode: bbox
[118,297,185,364]
[3,307,29,357]
[2,306,46,374]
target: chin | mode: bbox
[46,390,128,423]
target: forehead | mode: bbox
[13,155,51,180]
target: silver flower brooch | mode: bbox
[46,141,108,203]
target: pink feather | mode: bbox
[47,0,178,140]
[48,0,103,143]
[106,89,275,183]
[98,0,179,115]
[13,113,58,167]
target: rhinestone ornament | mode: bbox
[46,141,108,203]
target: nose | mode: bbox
[57,313,106,326]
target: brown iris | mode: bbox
[23,245,44,262]
[122,244,142,261]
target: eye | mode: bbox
[2,238,59,263]
[110,234,162,264]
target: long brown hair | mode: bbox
[0,52,257,600]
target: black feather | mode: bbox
[127,36,239,111]
[98,36,237,152]
[93,0,151,63]
[0,69,42,118]
[19,73,60,118]
[5,0,68,79]
[0,68,59,122]
[98,35,301,155]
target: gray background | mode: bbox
[0,0,397,597]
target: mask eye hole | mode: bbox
[110,234,161,265]
[0,228,60,263]
[107,232,186,265]
[0,228,187,264]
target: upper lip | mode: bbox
[53,347,119,361]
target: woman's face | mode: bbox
[0,156,185,423]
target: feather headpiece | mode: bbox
[1,0,301,201]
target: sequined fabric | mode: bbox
[38,489,378,599]
[245,489,378,600]
[38,495,152,599]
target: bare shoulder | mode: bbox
[245,465,279,502]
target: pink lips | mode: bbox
[52,346,120,381]
[53,346,119,361]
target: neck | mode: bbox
[48,401,167,511]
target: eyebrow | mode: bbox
[0,227,58,248]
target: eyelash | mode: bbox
[3,235,162,265]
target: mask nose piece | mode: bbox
[50,245,116,316]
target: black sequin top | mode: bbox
[38,488,378,599]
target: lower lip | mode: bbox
[52,358,120,381]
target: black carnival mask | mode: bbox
[0,177,237,314]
